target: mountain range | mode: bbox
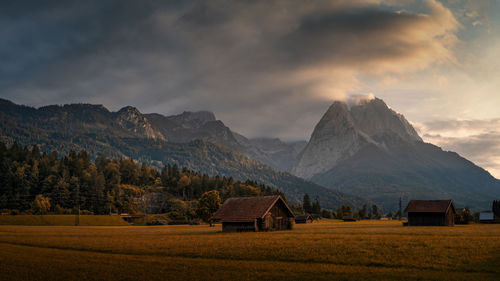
[0,98,365,209]
[1,96,499,211]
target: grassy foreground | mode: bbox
[0,220,499,280]
[0,215,130,226]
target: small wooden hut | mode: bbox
[213,195,294,232]
[479,212,494,223]
[405,200,456,226]
[342,216,357,222]
[295,214,313,224]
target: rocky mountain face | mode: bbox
[291,97,500,210]
[116,106,165,140]
[291,98,421,178]
[291,101,370,179]
[166,111,216,129]
[0,98,362,209]
[145,111,243,151]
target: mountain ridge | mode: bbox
[3,97,499,210]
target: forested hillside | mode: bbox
[0,142,281,217]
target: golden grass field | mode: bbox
[0,220,499,281]
[0,215,130,226]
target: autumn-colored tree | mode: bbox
[177,175,191,200]
[32,194,51,215]
[196,190,221,226]
[321,209,333,219]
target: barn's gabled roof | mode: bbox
[404,200,456,214]
[212,195,294,222]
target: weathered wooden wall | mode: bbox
[222,221,256,232]
[408,210,454,226]
[258,200,291,231]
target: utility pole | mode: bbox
[398,196,402,220]
[75,204,80,226]
[75,184,80,226]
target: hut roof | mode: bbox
[295,214,312,220]
[342,216,356,221]
[479,212,494,221]
[404,200,456,214]
[213,195,294,222]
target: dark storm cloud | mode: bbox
[282,7,424,66]
[0,0,457,140]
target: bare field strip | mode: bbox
[0,221,499,280]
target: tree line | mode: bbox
[0,142,282,219]
[295,194,387,220]
[493,200,500,218]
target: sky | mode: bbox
[1,0,500,177]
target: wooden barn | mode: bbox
[212,195,294,232]
[342,216,357,222]
[295,214,313,224]
[479,212,494,223]
[405,200,456,226]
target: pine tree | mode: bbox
[396,197,403,220]
[312,199,321,215]
[493,200,500,218]
[372,204,381,219]
[358,204,367,219]
[303,194,312,214]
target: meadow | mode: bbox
[0,220,499,280]
[0,215,130,226]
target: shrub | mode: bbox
[455,207,474,224]
[321,209,333,219]
[54,205,72,214]
[167,211,189,225]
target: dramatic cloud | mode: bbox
[416,119,500,178]
[0,0,460,140]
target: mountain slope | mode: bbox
[126,139,367,208]
[233,132,307,172]
[292,97,500,210]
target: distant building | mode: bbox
[405,200,456,226]
[295,214,313,224]
[479,212,494,223]
[342,216,357,222]
[213,195,294,232]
